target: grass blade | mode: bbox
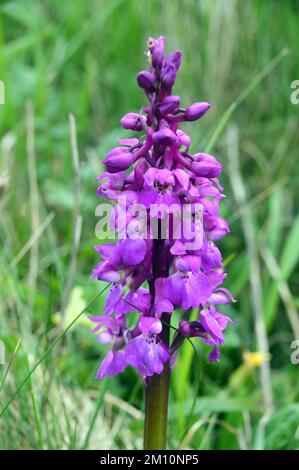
[205,48,289,153]
[0,284,109,418]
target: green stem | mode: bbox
[144,311,170,450]
[144,227,171,450]
[143,363,170,450]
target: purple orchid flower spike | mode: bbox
[90,36,236,450]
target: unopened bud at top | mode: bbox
[148,36,165,72]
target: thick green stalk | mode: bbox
[143,363,170,450]
[143,311,170,450]
[144,227,171,450]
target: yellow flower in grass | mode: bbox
[243,351,271,369]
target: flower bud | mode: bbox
[120,112,143,131]
[159,95,180,115]
[190,153,221,178]
[148,36,165,71]
[161,63,177,89]
[165,50,182,71]
[177,129,190,149]
[103,147,135,173]
[201,241,222,268]
[207,217,229,241]
[136,71,156,91]
[179,320,204,337]
[152,128,177,146]
[184,102,210,121]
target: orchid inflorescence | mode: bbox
[90,36,236,382]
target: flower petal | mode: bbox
[120,239,147,265]
[97,350,127,379]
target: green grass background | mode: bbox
[0,0,299,450]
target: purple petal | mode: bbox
[162,272,184,307]
[174,168,189,190]
[183,272,212,309]
[89,315,120,335]
[214,311,236,331]
[154,299,174,316]
[155,169,175,185]
[120,239,146,265]
[104,283,123,315]
[123,289,151,315]
[139,316,162,335]
[152,128,177,146]
[118,137,140,146]
[170,241,187,256]
[126,336,169,377]
[91,262,120,282]
[97,350,127,379]
[200,308,224,344]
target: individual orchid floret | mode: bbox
[161,256,212,310]
[125,317,170,378]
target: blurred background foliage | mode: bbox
[0,0,299,450]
